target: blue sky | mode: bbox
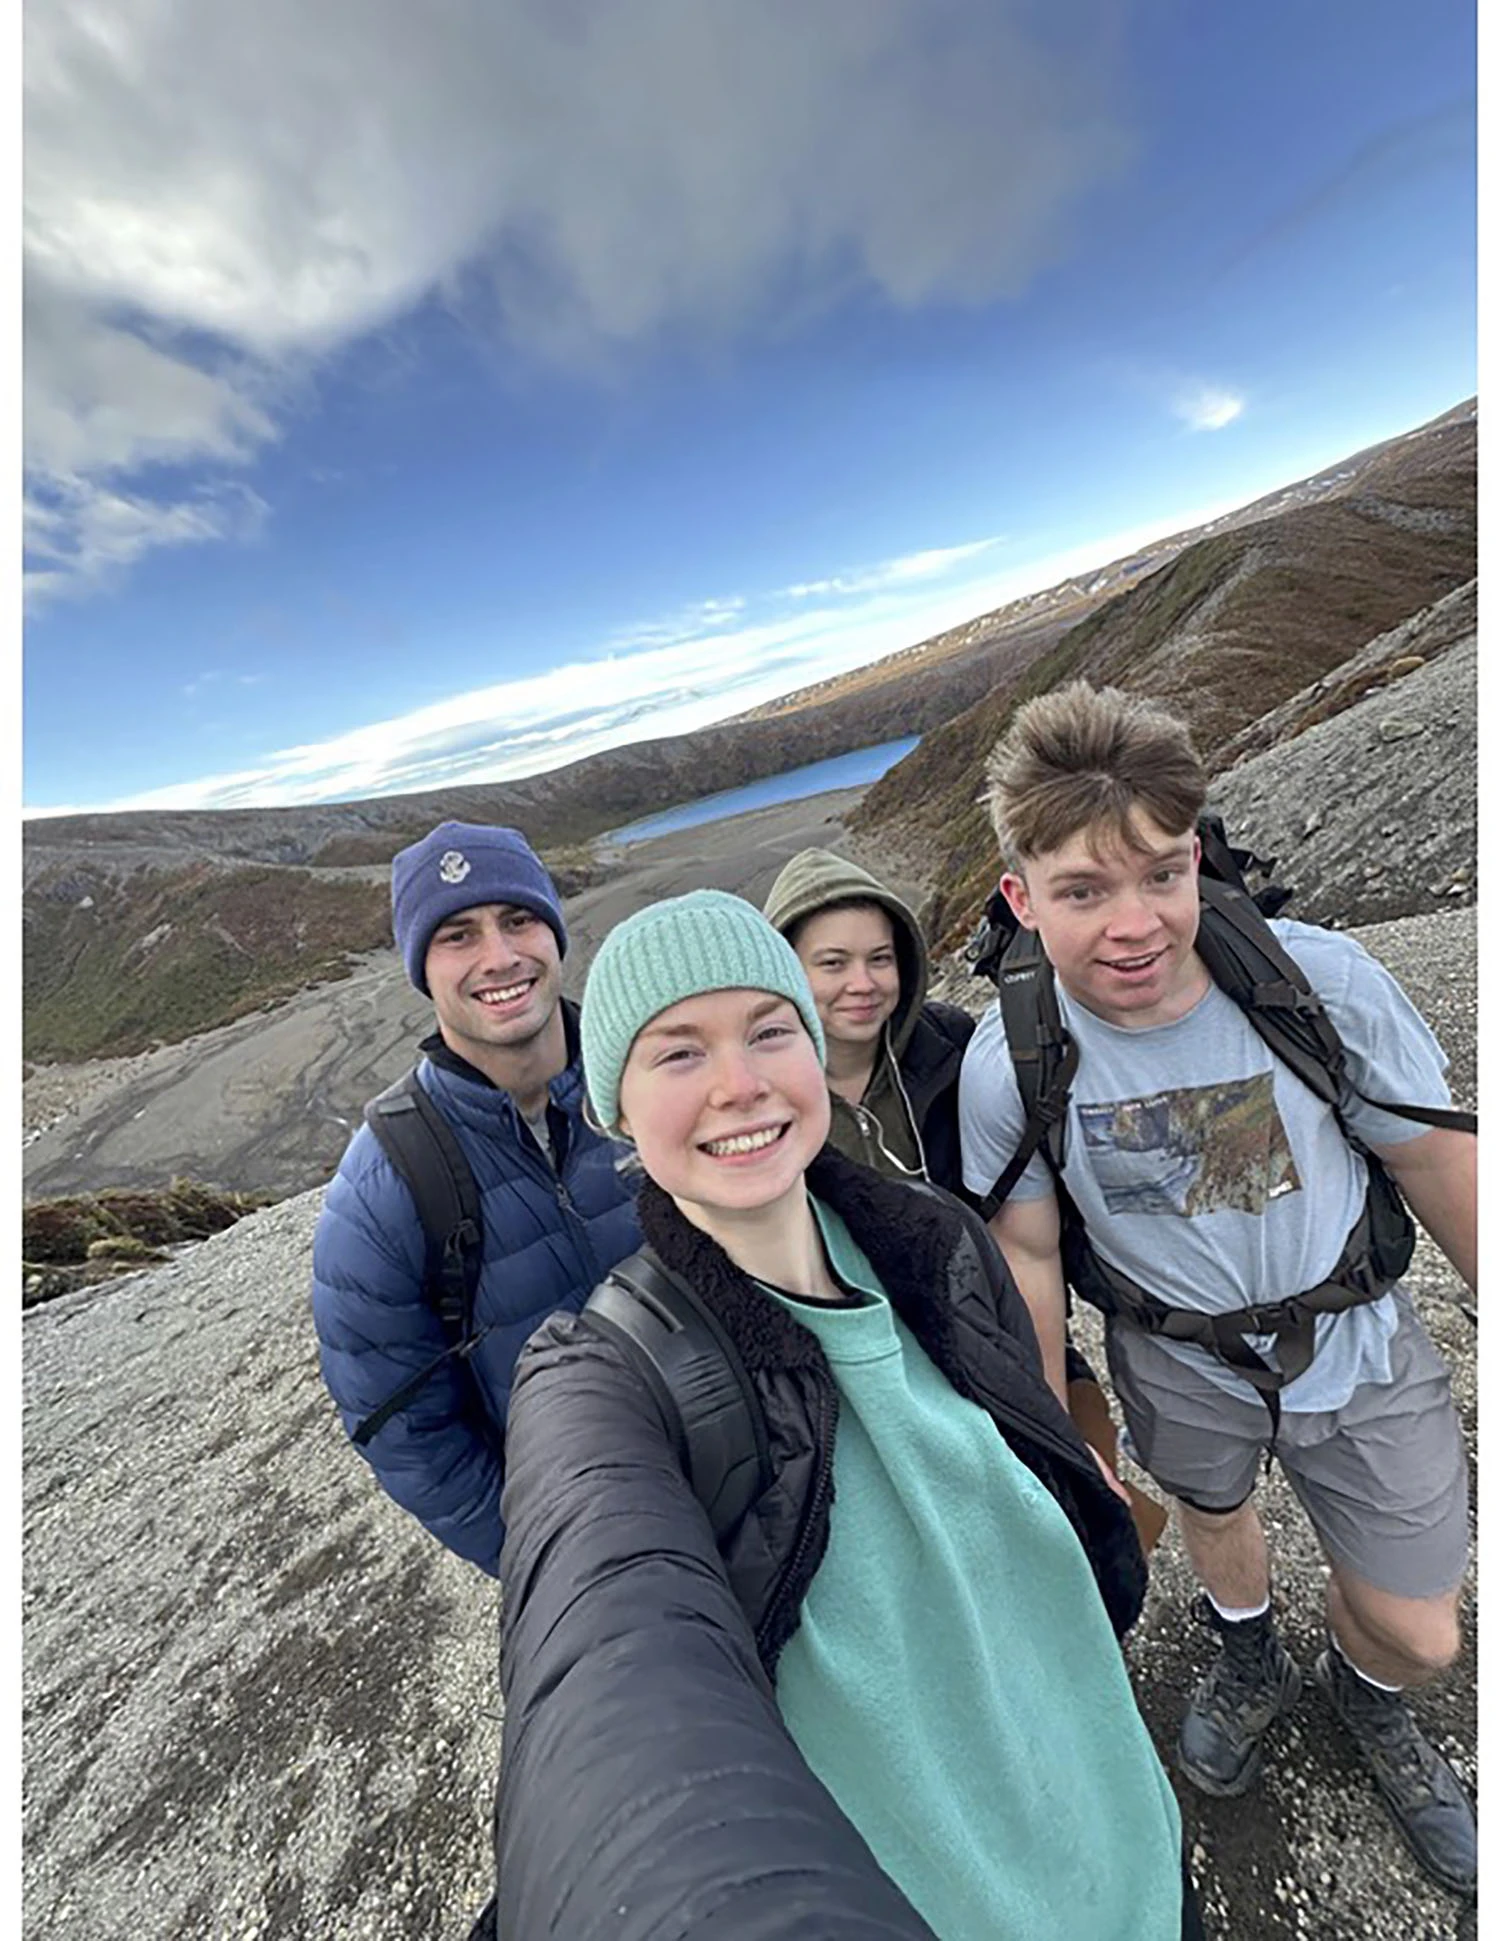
[22,0,1476,816]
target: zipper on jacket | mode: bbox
[850,1101,926,1181]
[552,1172,605,1288]
[509,1083,614,1290]
[755,1376,837,1660]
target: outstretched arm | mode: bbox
[497,1312,939,1941]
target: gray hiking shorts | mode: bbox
[1105,1293,1470,1600]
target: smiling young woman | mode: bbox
[764,850,977,1195]
[493,888,1203,1941]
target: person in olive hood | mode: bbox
[764,849,973,1195]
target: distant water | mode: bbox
[604,735,920,846]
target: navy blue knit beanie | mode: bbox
[391,821,567,994]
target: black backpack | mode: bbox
[967,812,1475,1420]
[350,1069,770,1539]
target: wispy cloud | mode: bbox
[606,596,748,653]
[23,476,269,606]
[179,668,264,700]
[784,537,1003,600]
[24,0,1133,591]
[26,496,1254,818]
[1172,382,1244,433]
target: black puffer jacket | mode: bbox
[496,1150,1148,1938]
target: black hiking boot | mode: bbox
[1178,1596,1302,1797]
[1312,1647,1477,1899]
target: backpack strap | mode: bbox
[977,875,1473,1420]
[1063,1182,1410,1437]
[583,1246,772,1544]
[1195,883,1477,1136]
[350,1068,487,1449]
[977,925,1078,1223]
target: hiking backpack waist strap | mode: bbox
[1066,1164,1415,1429]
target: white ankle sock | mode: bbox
[1207,1593,1270,1624]
[1331,1634,1403,1694]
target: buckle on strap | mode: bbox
[1250,979,1322,1018]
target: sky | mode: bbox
[20,0,1478,817]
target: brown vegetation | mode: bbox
[22,1178,274,1307]
[852,418,1476,954]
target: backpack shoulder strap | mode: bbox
[977,926,1078,1223]
[584,1246,772,1544]
[350,1069,487,1450]
[363,1067,484,1333]
[1195,884,1476,1135]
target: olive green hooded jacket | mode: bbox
[764,848,975,1198]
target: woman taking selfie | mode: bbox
[495,890,1198,1940]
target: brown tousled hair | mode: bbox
[983,680,1206,865]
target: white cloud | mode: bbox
[785,536,1003,599]
[24,0,1133,588]
[1172,382,1245,432]
[23,476,268,605]
[606,595,748,652]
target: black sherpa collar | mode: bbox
[636,1146,972,1381]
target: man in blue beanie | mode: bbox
[311,821,641,1573]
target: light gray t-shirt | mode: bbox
[521,1104,554,1167]
[958,921,1451,1413]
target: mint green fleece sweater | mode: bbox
[768,1200,1182,1940]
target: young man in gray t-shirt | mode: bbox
[958,680,1476,1901]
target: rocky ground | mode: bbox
[1208,585,1476,931]
[22,894,1478,1941]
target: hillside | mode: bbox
[851,409,1476,950]
[23,865,394,1063]
[23,397,1475,1067]
[21,789,876,1202]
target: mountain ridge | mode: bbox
[23,398,1476,1066]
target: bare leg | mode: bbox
[1326,1569,1462,1689]
[1174,1495,1299,1797]
[1175,1496,1270,1608]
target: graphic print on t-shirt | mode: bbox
[1078,1071,1300,1217]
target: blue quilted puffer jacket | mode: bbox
[311,1005,642,1574]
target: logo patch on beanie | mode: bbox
[437,850,471,885]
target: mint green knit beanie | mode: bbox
[581,888,826,1132]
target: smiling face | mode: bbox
[617,987,831,1225]
[424,902,565,1067]
[792,903,902,1050]
[1001,809,1209,1029]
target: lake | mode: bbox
[603,735,921,846]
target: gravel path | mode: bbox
[22,907,1477,1940]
